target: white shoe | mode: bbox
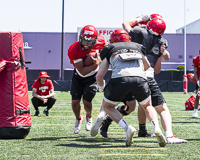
[85,116,92,131]
[90,116,104,137]
[191,113,198,118]
[155,130,167,147]
[125,125,137,147]
[73,116,83,134]
[167,136,188,144]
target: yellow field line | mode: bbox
[31,123,200,127]
[99,153,168,156]
[101,147,167,150]
[95,142,160,145]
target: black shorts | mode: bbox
[122,93,135,105]
[104,76,150,104]
[196,83,198,91]
[147,77,166,106]
[70,69,98,102]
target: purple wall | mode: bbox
[23,32,77,70]
[22,32,200,73]
[162,34,200,70]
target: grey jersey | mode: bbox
[100,41,147,79]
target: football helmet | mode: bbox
[187,73,192,81]
[150,14,163,20]
[147,18,166,36]
[110,29,130,43]
[79,25,98,50]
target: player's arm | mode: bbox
[44,89,55,99]
[122,14,150,33]
[160,43,170,61]
[194,67,199,86]
[96,58,109,90]
[32,88,43,100]
[154,56,162,74]
[122,19,138,33]
[75,56,100,76]
[142,56,150,71]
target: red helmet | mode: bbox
[79,25,98,50]
[110,29,129,43]
[147,18,166,36]
[150,14,163,20]
[187,73,192,80]
[138,14,163,26]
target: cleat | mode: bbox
[155,130,167,147]
[100,117,112,138]
[43,109,50,116]
[126,125,137,147]
[74,116,83,134]
[167,136,188,144]
[90,116,104,137]
[34,110,40,116]
[191,113,198,118]
[85,116,92,131]
[138,130,156,137]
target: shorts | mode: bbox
[196,83,198,91]
[122,93,135,105]
[104,76,151,105]
[70,69,98,102]
[147,77,166,107]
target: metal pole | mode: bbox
[183,0,187,94]
[123,0,124,22]
[184,0,186,75]
[61,0,64,80]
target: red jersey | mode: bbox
[32,79,54,96]
[68,35,106,68]
[193,56,200,78]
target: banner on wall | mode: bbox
[77,27,121,42]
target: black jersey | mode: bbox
[129,26,168,68]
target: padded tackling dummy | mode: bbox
[0,32,32,139]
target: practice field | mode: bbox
[0,92,199,159]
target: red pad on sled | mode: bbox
[185,95,195,110]
[0,32,32,139]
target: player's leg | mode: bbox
[149,77,187,143]
[31,97,44,116]
[70,76,84,134]
[137,104,155,137]
[133,77,166,147]
[83,77,98,131]
[102,99,136,146]
[43,96,57,116]
[100,94,136,138]
[191,91,199,118]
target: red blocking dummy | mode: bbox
[0,32,32,139]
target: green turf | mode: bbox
[0,92,199,159]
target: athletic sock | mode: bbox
[165,130,173,138]
[151,119,161,132]
[139,123,147,131]
[118,119,128,132]
[98,110,106,118]
[194,109,198,114]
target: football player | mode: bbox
[91,29,167,147]
[100,14,187,144]
[68,25,107,134]
[121,14,187,144]
[191,55,200,118]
